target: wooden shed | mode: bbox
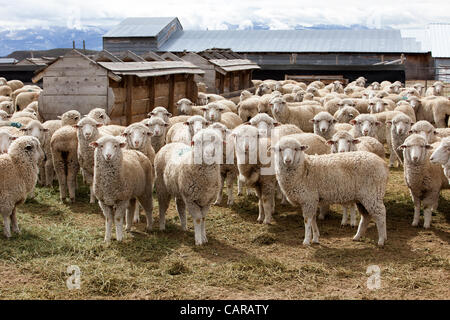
[180,49,260,95]
[32,49,204,125]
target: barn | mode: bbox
[32,49,204,124]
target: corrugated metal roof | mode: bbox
[97,61,204,77]
[104,17,178,37]
[428,23,450,58]
[209,59,260,74]
[160,29,425,53]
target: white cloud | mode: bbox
[1,0,449,30]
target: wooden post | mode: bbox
[239,72,244,90]
[125,75,133,125]
[168,74,175,115]
[219,73,225,94]
[148,77,155,113]
[228,72,234,92]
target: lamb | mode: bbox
[148,106,172,123]
[399,134,449,228]
[255,83,272,96]
[394,101,416,122]
[202,102,243,129]
[257,92,280,114]
[165,115,209,145]
[154,128,223,245]
[0,136,44,238]
[176,98,204,116]
[0,129,17,154]
[50,125,79,202]
[15,91,40,111]
[413,83,425,96]
[208,122,238,206]
[91,135,154,242]
[141,116,169,153]
[0,100,14,115]
[273,136,389,246]
[386,113,414,165]
[237,95,260,122]
[324,98,344,115]
[334,106,360,123]
[311,111,352,140]
[270,97,322,132]
[430,137,450,183]
[425,81,445,96]
[205,93,225,103]
[368,98,395,113]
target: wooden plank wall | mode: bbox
[40,55,109,120]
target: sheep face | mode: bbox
[87,108,111,125]
[351,115,380,137]
[294,91,305,102]
[123,124,151,149]
[197,93,208,106]
[328,133,359,153]
[208,122,229,140]
[399,134,432,165]
[389,115,412,136]
[184,116,208,137]
[0,110,11,121]
[306,87,319,96]
[407,96,420,111]
[10,136,44,163]
[191,128,223,165]
[355,77,367,87]
[74,118,102,141]
[176,98,193,115]
[388,84,401,94]
[413,83,425,95]
[202,103,225,122]
[370,82,380,90]
[273,137,308,168]
[368,98,388,113]
[20,121,48,145]
[144,117,168,137]
[59,110,81,125]
[334,107,358,123]
[0,101,14,115]
[148,107,171,122]
[270,98,287,116]
[249,114,277,137]
[311,112,336,136]
[0,131,17,154]
[341,99,355,109]
[432,82,444,95]
[430,137,450,167]
[232,125,259,164]
[256,83,271,96]
[240,90,252,102]
[410,121,437,144]
[91,136,126,162]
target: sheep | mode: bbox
[368,82,381,91]
[386,113,414,165]
[208,122,238,206]
[237,95,260,122]
[257,92,280,114]
[176,98,203,116]
[0,110,11,121]
[40,110,81,187]
[334,106,360,123]
[368,98,395,113]
[394,101,416,122]
[327,131,385,226]
[197,92,208,105]
[6,80,24,92]
[206,93,225,103]
[270,97,322,132]
[166,115,209,145]
[273,136,389,246]
[399,134,449,228]
[255,83,272,96]
[197,82,207,93]
[15,91,40,111]
[50,125,79,202]
[430,137,450,183]
[202,102,243,129]
[0,136,44,238]
[148,106,172,123]
[154,128,223,245]
[248,113,279,137]
[409,120,450,144]
[87,108,111,125]
[324,98,344,115]
[91,135,154,242]
[0,96,12,104]
[425,81,445,96]
[141,116,169,153]
[0,129,17,154]
[0,85,12,97]
[311,111,352,140]
[420,96,450,128]
[413,83,425,96]
[0,77,6,86]
[168,115,190,128]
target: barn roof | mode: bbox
[209,59,260,74]
[402,23,450,58]
[159,29,425,53]
[104,17,180,37]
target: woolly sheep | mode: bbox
[91,135,154,242]
[6,80,24,92]
[141,116,169,153]
[0,136,44,238]
[430,137,450,183]
[237,95,260,122]
[0,129,17,154]
[202,102,243,129]
[409,120,450,144]
[148,106,172,123]
[334,106,360,123]
[368,98,395,113]
[248,113,279,137]
[255,83,272,96]
[0,110,11,121]
[0,85,12,97]
[270,97,322,132]
[425,81,444,96]
[394,101,416,122]
[399,134,449,228]
[176,98,203,116]
[166,115,209,145]
[386,113,414,165]
[420,96,450,128]
[273,137,389,246]
[155,128,223,245]
[311,111,352,140]
[15,91,40,111]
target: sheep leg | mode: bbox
[353,212,371,241]
[138,194,154,233]
[412,197,421,227]
[226,173,235,206]
[311,214,320,244]
[423,207,432,229]
[114,201,128,242]
[45,159,54,187]
[341,205,349,226]
[370,205,387,246]
[350,203,358,227]
[318,204,329,220]
[214,174,224,205]
[125,198,136,232]
[11,207,20,234]
[388,151,397,168]
[237,178,243,196]
[157,191,170,231]
[200,206,209,243]
[261,191,274,224]
[99,201,113,243]
[175,197,187,231]
[2,213,11,238]
[89,185,96,204]
[255,187,264,223]
[54,162,68,201]
[186,202,203,245]
[301,204,317,246]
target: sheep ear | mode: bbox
[201,107,208,111]
[243,121,250,125]
[425,144,432,149]
[119,142,126,148]
[20,128,27,132]
[300,145,309,151]
[43,128,49,132]
[122,132,128,137]
[353,139,361,144]
[332,119,337,123]
[96,123,103,128]
[90,142,99,148]
[166,112,172,117]
[326,140,335,145]
[350,119,357,125]
[375,121,382,126]
[183,121,189,126]
[72,124,79,129]
[309,119,315,123]
[57,116,62,119]
[398,145,406,150]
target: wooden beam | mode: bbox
[168,74,175,115]
[148,77,155,113]
[239,72,244,90]
[219,72,224,94]
[228,72,234,92]
[125,75,133,125]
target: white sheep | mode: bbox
[425,81,444,96]
[148,106,172,123]
[270,97,322,132]
[154,128,223,245]
[386,113,414,165]
[273,136,389,246]
[311,111,352,140]
[91,135,154,242]
[430,137,450,183]
[0,129,17,154]
[176,98,203,116]
[334,106,360,123]
[202,102,243,129]
[0,136,44,238]
[0,101,14,115]
[166,115,209,145]
[399,134,449,228]
[141,116,169,153]
[15,91,40,111]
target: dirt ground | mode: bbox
[0,164,449,300]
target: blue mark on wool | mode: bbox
[177,147,191,157]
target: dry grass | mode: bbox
[0,165,449,300]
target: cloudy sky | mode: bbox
[1,0,449,30]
